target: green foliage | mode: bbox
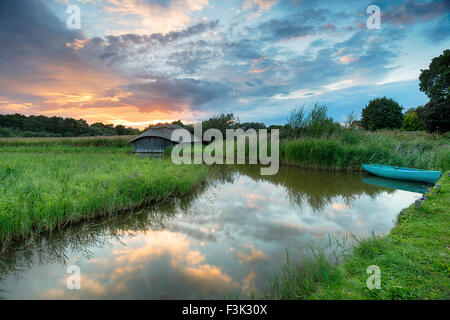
[361,97,404,130]
[265,248,343,299]
[306,104,337,137]
[202,113,238,135]
[0,153,208,244]
[170,120,195,134]
[281,131,449,171]
[422,99,450,133]
[287,106,307,129]
[419,49,450,102]
[0,113,140,138]
[402,112,422,131]
[200,113,266,134]
[284,104,340,138]
[237,122,266,131]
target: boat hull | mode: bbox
[362,164,441,184]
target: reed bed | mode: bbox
[0,153,207,247]
[281,131,450,171]
[0,135,135,148]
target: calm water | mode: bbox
[0,164,428,299]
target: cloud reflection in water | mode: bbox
[0,166,421,299]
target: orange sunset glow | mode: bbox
[0,0,448,127]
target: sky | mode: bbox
[0,0,449,128]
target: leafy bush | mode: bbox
[361,97,404,130]
[402,112,422,131]
[285,104,340,138]
[306,104,337,137]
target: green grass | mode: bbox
[0,136,134,154]
[1,131,449,298]
[0,152,208,249]
[264,171,450,300]
[281,130,450,171]
[0,135,134,148]
[0,145,131,154]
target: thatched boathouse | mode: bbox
[129,124,199,153]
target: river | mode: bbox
[0,164,428,299]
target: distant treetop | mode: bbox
[0,113,140,138]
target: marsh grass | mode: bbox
[166,130,449,171]
[281,131,449,171]
[0,146,131,154]
[0,135,134,148]
[260,235,350,300]
[0,152,208,249]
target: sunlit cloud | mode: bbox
[1,0,448,126]
[244,0,278,12]
[339,55,358,63]
[103,0,209,35]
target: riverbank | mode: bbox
[265,170,449,300]
[0,152,208,250]
[1,131,449,297]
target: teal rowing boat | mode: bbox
[362,164,442,184]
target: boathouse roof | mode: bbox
[129,124,201,143]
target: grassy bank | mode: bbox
[0,152,207,248]
[281,131,450,172]
[265,171,449,300]
[0,136,134,154]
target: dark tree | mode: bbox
[171,120,194,134]
[419,49,449,102]
[418,50,450,133]
[236,122,266,130]
[361,97,404,130]
[202,113,237,135]
[115,125,128,135]
[0,113,141,137]
[422,99,450,133]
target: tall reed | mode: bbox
[0,153,207,246]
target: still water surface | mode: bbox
[0,164,427,299]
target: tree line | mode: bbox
[0,114,140,138]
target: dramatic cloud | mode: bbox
[382,0,450,25]
[0,0,448,127]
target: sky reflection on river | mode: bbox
[0,165,425,299]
